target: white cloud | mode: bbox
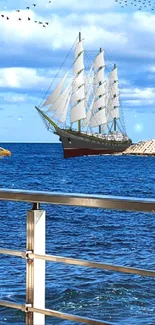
[0,67,51,89]
[124,99,143,107]
[3,94,26,102]
[25,0,116,11]
[148,65,155,73]
[119,78,132,87]
[121,87,155,100]
[0,12,126,52]
[131,12,155,33]
[0,7,155,59]
[0,0,116,11]
[3,68,20,87]
[121,86,155,110]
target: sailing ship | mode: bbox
[35,33,132,158]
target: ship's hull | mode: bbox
[56,129,131,158]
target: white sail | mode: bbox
[94,51,105,71]
[95,82,106,97]
[110,82,119,96]
[74,53,84,76]
[106,65,120,124]
[94,68,104,85]
[107,106,119,122]
[85,65,93,90]
[111,107,119,119]
[53,87,70,117]
[90,109,107,128]
[109,68,118,84]
[107,96,120,121]
[41,72,68,107]
[47,83,71,112]
[93,95,106,110]
[70,35,86,124]
[85,84,93,105]
[113,96,119,107]
[75,41,84,60]
[56,94,71,123]
[107,111,113,123]
[72,70,84,93]
[82,98,94,127]
[60,102,69,123]
[71,84,85,105]
[70,99,86,123]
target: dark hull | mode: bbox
[56,129,131,158]
[64,148,124,158]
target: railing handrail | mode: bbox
[0,188,155,212]
[0,188,155,325]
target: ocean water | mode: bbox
[0,143,155,325]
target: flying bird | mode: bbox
[1,1,51,26]
[115,0,155,10]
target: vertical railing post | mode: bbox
[26,202,45,325]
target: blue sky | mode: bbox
[0,0,155,143]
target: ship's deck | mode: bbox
[57,129,131,144]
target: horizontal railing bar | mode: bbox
[30,253,155,278]
[0,248,155,278]
[0,188,155,212]
[0,300,24,311]
[28,306,114,325]
[0,249,23,258]
[0,300,114,325]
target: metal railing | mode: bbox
[0,188,155,325]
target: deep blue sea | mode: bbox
[0,143,155,325]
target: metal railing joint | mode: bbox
[25,250,34,260]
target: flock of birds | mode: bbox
[115,0,155,10]
[0,0,154,27]
[0,1,53,27]
[0,0,155,25]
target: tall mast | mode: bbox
[113,63,117,132]
[98,47,102,134]
[78,32,81,133]
[71,32,85,129]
